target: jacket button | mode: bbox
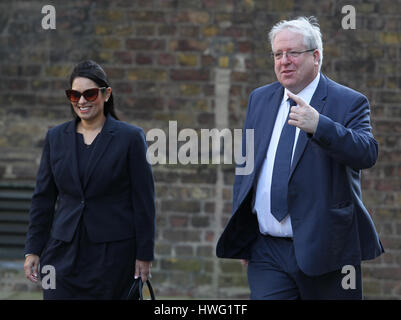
[81,200,85,204]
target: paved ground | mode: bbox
[0,291,191,300]
[0,260,41,300]
[0,260,233,300]
[0,290,42,300]
[1,260,182,300]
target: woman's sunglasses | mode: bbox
[65,87,106,103]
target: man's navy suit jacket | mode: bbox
[216,74,384,276]
[24,114,156,261]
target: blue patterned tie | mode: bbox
[270,98,297,222]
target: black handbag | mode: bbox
[127,278,156,300]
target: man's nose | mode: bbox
[281,53,291,64]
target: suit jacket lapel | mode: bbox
[82,114,115,190]
[253,86,284,179]
[64,119,84,195]
[289,74,328,180]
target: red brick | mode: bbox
[158,25,176,36]
[6,79,28,90]
[126,38,165,50]
[113,51,133,64]
[178,26,200,38]
[103,67,125,79]
[157,53,175,66]
[134,97,164,110]
[113,81,133,94]
[231,71,248,82]
[170,39,208,52]
[170,69,209,81]
[237,41,252,53]
[197,112,214,125]
[136,53,153,65]
[170,216,188,227]
[374,179,401,191]
[222,27,246,38]
[205,231,214,242]
[127,10,165,23]
[201,55,215,67]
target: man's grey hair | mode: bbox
[268,16,323,71]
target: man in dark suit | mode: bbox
[216,17,384,299]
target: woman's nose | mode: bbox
[78,95,87,104]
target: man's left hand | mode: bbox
[287,91,319,134]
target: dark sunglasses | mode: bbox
[65,87,106,103]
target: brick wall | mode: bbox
[0,0,400,299]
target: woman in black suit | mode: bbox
[23,60,155,299]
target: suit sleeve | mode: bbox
[311,94,378,170]
[24,131,58,256]
[128,128,156,261]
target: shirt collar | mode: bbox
[283,72,321,105]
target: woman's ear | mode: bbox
[105,87,112,102]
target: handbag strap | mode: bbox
[139,279,156,300]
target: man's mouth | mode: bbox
[282,70,295,75]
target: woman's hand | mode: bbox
[24,254,40,283]
[135,259,152,283]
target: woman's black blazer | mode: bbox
[24,114,156,261]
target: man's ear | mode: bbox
[313,50,320,66]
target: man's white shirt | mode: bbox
[253,73,320,237]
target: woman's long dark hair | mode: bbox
[69,60,120,120]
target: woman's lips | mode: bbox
[78,106,90,113]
